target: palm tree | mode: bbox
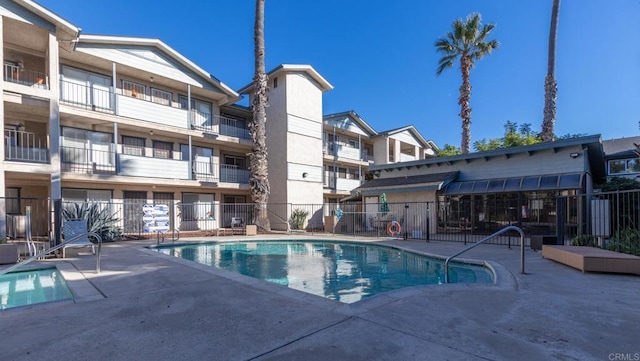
[249,0,271,231]
[541,0,561,142]
[435,13,499,154]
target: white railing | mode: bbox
[4,129,49,163]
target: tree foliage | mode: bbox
[474,121,541,151]
[435,144,462,156]
[599,177,640,192]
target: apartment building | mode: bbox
[0,0,437,236]
[322,111,438,204]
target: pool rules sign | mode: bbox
[143,204,170,234]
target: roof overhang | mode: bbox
[238,64,333,94]
[348,171,459,199]
[443,173,585,195]
[323,110,378,137]
[16,0,80,35]
[76,34,241,103]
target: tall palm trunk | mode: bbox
[459,54,473,154]
[249,0,271,231]
[542,0,561,142]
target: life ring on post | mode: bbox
[387,221,402,237]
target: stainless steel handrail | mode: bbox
[0,232,102,277]
[444,225,525,283]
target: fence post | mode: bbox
[53,198,62,246]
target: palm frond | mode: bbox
[436,54,458,76]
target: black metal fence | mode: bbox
[3,190,639,248]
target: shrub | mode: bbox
[606,228,640,256]
[571,234,599,247]
[63,202,123,242]
[291,208,309,230]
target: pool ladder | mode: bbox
[0,232,102,277]
[443,225,525,283]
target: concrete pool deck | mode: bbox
[1,235,638,361]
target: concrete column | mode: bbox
[415,145,421,160]
[383,137,390,164]
[0,16,6,239]
[48,32,61,200]
[393,139,401,163]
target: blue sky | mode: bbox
[38,0,640,149]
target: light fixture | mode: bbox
[149,130,154,136]
[569,152,580,159]
[150,76,154,83]
[302,172,308,178]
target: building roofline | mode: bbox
[374,125,437,150]
[16,0,80,35]
[323,110,378,136]
[238,64,333,94]
[77,34,241,102]
[370,134,604,172]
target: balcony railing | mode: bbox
[4,129,49,163]
[60,79,114,113]
[220,164,250,183]
[4,64,48,89]
[191,114,251,140]
[61,146,116,174]
[192,159,218,183]
[220,116,250,140]
[323,142,362,160]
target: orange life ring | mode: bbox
[387,221,401,237]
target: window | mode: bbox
[223,154,246,168]
[5,187,20,214]
[181,144,214,175]
[180,96,212,127]
[348,138,359,148]
[122,136,145,156]
[153,140,173,159]
[61,66,112,110]
[151,87,172,106]
[273,77,278,88]
[181,193,215,220]
[609,159,640,175]
[224,195,246,203]
[62,127,113,165]
[122,80,146,99]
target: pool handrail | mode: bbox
[444,225,525,283]
[0,232,102,277]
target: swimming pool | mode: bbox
[0,267,73,310]
[153,240,494,303]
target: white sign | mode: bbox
[143,204,170,233]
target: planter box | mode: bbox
[0,244,19,265]
[245,225,257,236]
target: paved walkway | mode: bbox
[1,235,639,361]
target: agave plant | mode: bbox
[62,202,123,242]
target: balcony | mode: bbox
[191,114,251,140]
[118,153,189,179]
[220,164,250,183]
[324,177,362,192]
[61,146,116,174]
[60,79,114,113]
[324,142,362,161]
[192,159,218,183]
[4,129,49,163]
[60,80,189,128]
[4,63,48,90]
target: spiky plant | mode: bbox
[62,202,123,242]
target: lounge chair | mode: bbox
[62,220,96,258]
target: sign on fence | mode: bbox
[143,204,170,233]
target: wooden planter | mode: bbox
[0,244,19,265]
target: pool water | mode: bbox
[154,241,493,303]
[0,268,73,310]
